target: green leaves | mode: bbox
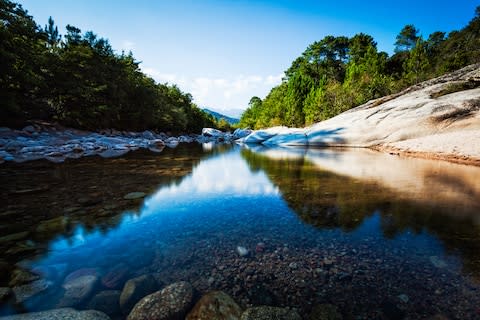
[0,0,216,133]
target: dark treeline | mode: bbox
[0,0,219,132]
[239,7,480,129]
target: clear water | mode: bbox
[1,144,480,319]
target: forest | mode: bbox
[239,7,480,129]
[0,0,220,132]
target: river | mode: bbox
[1,144,479,319]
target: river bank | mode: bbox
[0,123,250,164]
[237,64,480,166]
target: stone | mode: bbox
[0,308,111,320]
[123,192,147,200]
[202,128,224,137]
[240,306,301,320]
[0,231,30,243]
[102,263,129,289]
[35,216,68,234]
[0,287,13,303]
[236,246,249,257]
[233,128,252,139]
[186,291,242,320]
[13,279,52,304]
[22,126,36,134]
[127,281,193,320]
[120,274,158,314]
[58,274,99,307]
[397,294,409,303]
[309,304,343,320]
[429,256,447,268]
[9,268,40,287]
[86,290,121,316]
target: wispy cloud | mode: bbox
[121,40,135,52]
[142,68,283,112]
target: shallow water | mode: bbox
[1,144,480,319]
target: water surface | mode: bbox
[1,144,480,319]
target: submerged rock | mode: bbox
[429,256,447,268]
[86,290,121,316]
[123,192,147,200]
[58,273,99,307]
[186,291,242,320]
[127,281,193,320]
[240,306,301,320]
[12,279,52,304]
[309,304,342,320]
[120,274,158,314]
[102,263,129,289]
[236,246,249,257]
[0,308,111,320]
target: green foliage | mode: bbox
[241,7,480,129]
[0,0,216,133]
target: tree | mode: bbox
[403,38,430,84]
[395,24,420,52]
[44,16,60,48]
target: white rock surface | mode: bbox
[240,64,480,163]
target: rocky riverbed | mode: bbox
[0,124,251,164]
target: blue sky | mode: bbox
[19,0,478,117]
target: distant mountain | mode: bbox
[203,108,240,125]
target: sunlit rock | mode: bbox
[202,128,224,137]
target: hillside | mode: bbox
[203,108,240,125]
[238,64,480,165]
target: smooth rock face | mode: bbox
[120,274,158,314]
[0,308,111,320]
[240,306,302,320]
[186,291,242,320]
[239,64,480,162]
[127,281,193,320]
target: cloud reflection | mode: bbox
[142,150,279,216]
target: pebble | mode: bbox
[236,246,249,257]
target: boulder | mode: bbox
[243,127,290,144]
[309,303,343,320]
[101,263,129,289]
[127,281,193,320]
[58,273,99,307]
[262,131,307,146]
[233,128,252,139]
[12,280,52,304]
[240,306,301,320]
[0,308,111,320]
[202,128,224,137]
[186,291,242,320]
[120,274,158,314]
[86,290,121,316]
